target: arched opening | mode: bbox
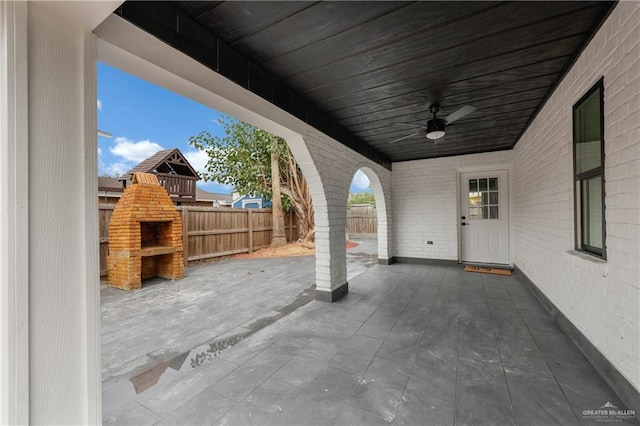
[345,166,390,280]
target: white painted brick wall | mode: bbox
[392,150,513,260]
[512,2,640,392]
[293,127,392,293]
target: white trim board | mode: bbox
[0,2,30,423]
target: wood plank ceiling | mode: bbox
[119,1,615,164]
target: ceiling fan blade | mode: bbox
[389,132,420,144]
[445,105,477,124]
[447,119,496,131]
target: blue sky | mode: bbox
[97,62,371,194]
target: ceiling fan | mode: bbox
[389,103,478,144]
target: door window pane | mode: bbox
[489,178,498,190]
[469,176,499,220]
[469,192,481,207]
[469,207,482,219]
[490,206,499,219]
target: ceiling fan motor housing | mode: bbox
[426,118,446,139]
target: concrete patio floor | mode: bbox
[102,246,637,425]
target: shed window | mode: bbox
[573,79,605,258]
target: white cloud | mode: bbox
[109,137,164,163]
[350,169,371,191]
[97,100,102,111]
[184,149,210,175]
[105,162,131,177]
[97,147,102,156]
[98,156,130,177]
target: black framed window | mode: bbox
[573,79,605,258]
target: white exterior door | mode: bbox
[460,170,510,265]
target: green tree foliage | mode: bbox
[190,118,274,201]
[189,116,315,241]
[348,192,376,207]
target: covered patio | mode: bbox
[103,259,632,425]
[1,1,639,424]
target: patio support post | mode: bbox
[313,189,349,302]
[8,2,117,422]
[289,134,350,302]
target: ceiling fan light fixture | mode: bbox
[426,118,446,140]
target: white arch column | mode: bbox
[287,132,350,301]
[313,179,350,301]
[288,133,394,301]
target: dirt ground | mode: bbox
[233,240,359,259]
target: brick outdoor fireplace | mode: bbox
[108,173,184,290]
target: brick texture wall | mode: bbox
[108,181,184,290]
[292,127,392,293]
[512,3,640,391]
[392,150,513,260]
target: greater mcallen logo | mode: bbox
[582,402,636,422]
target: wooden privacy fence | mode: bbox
[346,206,377,238]
[99,205,114,277]
[99,205,298,276]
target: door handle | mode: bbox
[461,222,469,226]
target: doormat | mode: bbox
[464,265,513,276]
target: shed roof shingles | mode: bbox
[124,148,200,179]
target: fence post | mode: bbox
[181,206,189,267]
[247,209,253,253]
